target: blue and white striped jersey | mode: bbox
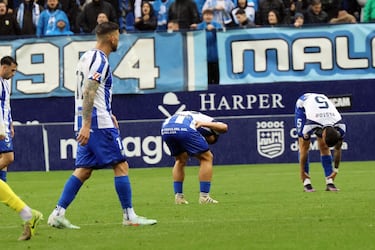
[0,77,12,133]
[74,49,114,131]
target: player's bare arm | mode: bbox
[195,121,228,133]
[77,79,99,145]
[111,114,119,129]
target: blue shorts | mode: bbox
[75,128,127,169]
[294,106,307,137]
[0,132,13,153]
[161,125,209,156]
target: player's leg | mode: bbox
[173,152,189,204]
[196,150,218,204]
[0,179,43,240]
[48,167,92,229]
[0,151,14,181]
[317,137,339,191]
[113,161,157,226]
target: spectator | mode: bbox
[47,17,73,35]
[196,8,222,84]
[77,0,117,33]
[233,0,258,11]
[293,11,304,27]
[0,1,20,36]
[168,0,200,30]
[358,0,367,22]
[255,0,288,25]
[195,0,206,18]
[234,8,256,27]
[304,0,329,24]
[330,9,357,23]
[231,0,256,25]
[134,0,157,31]
[167,18,179,32]
[340,0,361,21]
[151,0,173,31]
[363,0,375,21]
[321,0,341,20]
[15,0,43,35]
[202,0,235,27]
[266,9,281,26]
[119,0,136,32]
[36,0,70,36]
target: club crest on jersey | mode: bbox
[257,121,285,159]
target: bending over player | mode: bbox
[295,93,346,192]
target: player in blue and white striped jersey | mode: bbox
[0,56,16,182]
[295,93,346,192]
[161,111,228,204]
[48,22,157,229]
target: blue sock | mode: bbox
[321,155,333,177]
[114,176,132,209]
[0,171,6,182]
[57,175,83,209]
[200,181,211,193]
[174,181,183,194]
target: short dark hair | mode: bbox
[324,126,340,147]
[95,21,119,36]
[1,56,17,66]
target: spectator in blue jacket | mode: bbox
[36,0,70,36]
[196,8,222,84]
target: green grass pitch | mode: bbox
[0,161,374,250]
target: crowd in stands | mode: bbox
[0,0,370,37]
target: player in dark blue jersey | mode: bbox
[161,111,228,204]
[47,22,157,229]
[295,93,346,192]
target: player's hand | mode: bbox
[301,171,310,181]
[111,114,119,129]
[77,126,90,146]
[326,171,338,180]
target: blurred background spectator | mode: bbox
[231,0,256,25]
[0,0,20,36]
[134,0,157,31]
[168,0,200,30]
[363,0,375,21]
[77,0,117,33]
[202,0,235,27]
[304,0,329,24]
[234,7,256,27]
[36,0,70,36]
[256,0,288,25]
[15,0,43,35]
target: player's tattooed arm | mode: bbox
[82,79,99,127]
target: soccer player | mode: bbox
[0,56,43,241]
[47,22,157,229]
[295,93,346,192]
[0,56,17,182]
[161,111,228,204]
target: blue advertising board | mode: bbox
[10,80,375,171]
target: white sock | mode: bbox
[124,207,136,220]
[303,178,311,186]
[200,192,209,197]
[19,206,32,221]
[52,205,66,217]
[326,178,333,184]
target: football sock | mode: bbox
[0,179,27,213]
[173,181,183,194]
[114,176,132,209]
[200,181,211,194]
[0,170,6,182]
[321,155,333,177]
[57,175,83,209]
[19,206,33,221]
